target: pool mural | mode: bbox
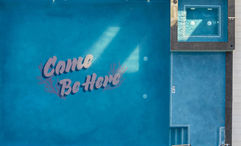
[0,0,229,146]
[0,0,170,145]
[38,54,125,97]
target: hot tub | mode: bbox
[178,0,228,42]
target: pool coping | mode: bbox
[170,0,234,145]
[170,0,235,51]
[226,52,233,146]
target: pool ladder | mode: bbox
[228,17,236,21]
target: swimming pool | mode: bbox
[0,0,229,145]
[185,6,220,37]
[170,52,226,146]
[178,0,228,42]
[0,0,170,145]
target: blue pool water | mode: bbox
[178,0,228,42]
[171,52,226,146]
[185,6,219,37]
[0,0,228,146]
[0,0,170,145]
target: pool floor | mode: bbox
[0,1,170,145]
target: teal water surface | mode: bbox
[171,52,226,146]
[0,0,170,145]
[178,0,228,42]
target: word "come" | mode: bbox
[43,54,93,78]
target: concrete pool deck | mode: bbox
[233,0,241,145]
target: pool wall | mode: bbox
[225,52,233,146]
